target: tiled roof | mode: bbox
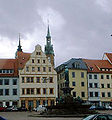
[0,59,18,77]
[16,51,31,69]
[83,59,112,73]
[105,53,112,63]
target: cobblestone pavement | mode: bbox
[0,111,82,120]
[0,110,112,120]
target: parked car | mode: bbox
[17,107,27,111]
[89,105,106,110]
[0,107,6,112]
[34,105,47,112]
[105,105,112,110]
[0,116,7,120]
[89,105,96,110]
[95,106,106,110]
[82,114,112,120]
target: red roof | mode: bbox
[83,59,112,73]
[16,51,31,69]
[0,59,18,77]
[105,53,112,63]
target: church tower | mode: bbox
[15,34,23,58]
[45,25,55,67]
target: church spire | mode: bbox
[17,33,22,52]
[45,24,55,67]
[46,25,51,38]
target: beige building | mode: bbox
[56,58,88,101]
[19,45,57,109]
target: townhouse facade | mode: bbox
[56,58,88,101]
[0,59,19,107]
[19,45,57,109]
[84,59,112,106]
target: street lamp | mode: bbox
[41,77,50,106]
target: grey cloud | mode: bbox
[0,0,112,66]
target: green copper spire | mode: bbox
[46,25,51,38]
[17,33,22,52]
[45,25,54,55]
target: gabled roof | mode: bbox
[16,51,31,69]
[83,59,112,73]
[0,59,18,77]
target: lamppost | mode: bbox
[41,77,49,106]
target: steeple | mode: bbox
[45,25,54,55]
[17,33,22,52]
[46,25,51,38]
[44,25,55,67]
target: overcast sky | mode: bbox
[0,0,112,66]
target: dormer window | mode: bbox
[90,67,93,71]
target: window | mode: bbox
[49,67,51,72]
[108,92,111,97]
[26,88,30,94]
[37,88,41,94]
[81,72,84,78]
[0,70,2,73]
[89,75,92,79]
[37,67,40,72]
[81,92,85,97]
[42,77,47,83]
[49,77,53,83]
[95,92,98,97]
[90,92,93,97]
[4,79,9,85]
[43,67,46,72]
[81,82,84,87]
[36,77,40,83]
[26,77,30,83]
[0,79,3,85]
[22,77,25,83]
[101,84,104,88]
[26,67,29,72]
[0,89,3,96]
[102,92,105,97]
[13,79,17,85]
[36,52,41,55]
[72,72,75,78]
[32,67,35,72]
[107,84,110,88]
[94,83,98,88]
[49,88,53,94]
[94,75,97,79]
[32,59,34,63]
[31,88,34,94]
[13,89,17,95]
[106,75,109,79]
[43,60,45,63]
[5,89,9,95]
[22,88,25,95]
[89,83,93,88]
[43,88,47,94]
[101,75,104,79]
[72,82,75,86]
[73,92,76,97]
[37,59,40,63]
